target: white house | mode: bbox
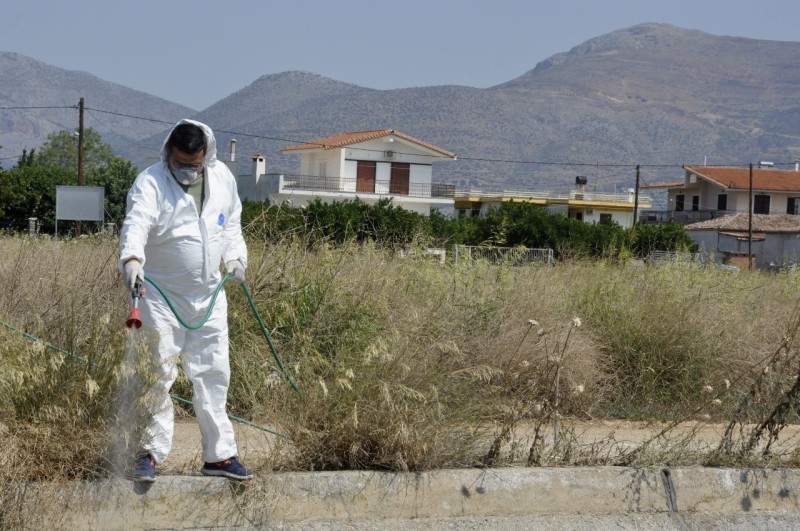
[239,129,457,216]
[641,164,800,223]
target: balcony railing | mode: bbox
[454,188,651,204]
[640,210,721,224]
[280,175,455,198]
[639,209,775,224]
[276,176,650,205]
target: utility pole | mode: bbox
[748,163,753,271]
[76,97,85,236]
[632,164,640,226]
[78,97,84,186]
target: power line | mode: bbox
[83,107,173,126]
[84,107,330,148]
[85,109,155,151]
[0,105,76,110]
[5,103,800,169]
[80,107,684,166]
[456,155,682,169]
[86,105,458,159]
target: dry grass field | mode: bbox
[3,232,800,526]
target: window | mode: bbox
[788,197,800,215]
[754,194,771,214]
[717,194,727,211]
[692,195,700,211]
[599,213,613,225]
[675,194,685,212]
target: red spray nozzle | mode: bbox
[126,307,142,329]
[126,280,144,329]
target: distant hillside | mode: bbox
[3,23,800,197]
[0,52,194,165]
[192,23,800,193]
[492,24,800,175]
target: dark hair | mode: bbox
[166,123,207,155]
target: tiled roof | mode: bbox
[686,165,800,192]
[640,180,684,189]
[281,129,456,158]
[686,213,800,233]
[719,231,766,240]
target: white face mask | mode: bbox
[171,164,203,185]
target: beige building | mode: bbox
[454,182,652,228]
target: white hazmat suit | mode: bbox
[119,119,247,464]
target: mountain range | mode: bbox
[1,23,799,195]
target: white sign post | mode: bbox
[55,185,105,237]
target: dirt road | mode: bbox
[161,418,800,475]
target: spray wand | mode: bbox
[125,280,144,329]
[123,274,300,395]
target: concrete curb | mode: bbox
[21,466,800,529]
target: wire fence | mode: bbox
[647,250,707,265]
[647,250,746,272]
[454,245,554,266]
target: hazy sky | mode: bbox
[2,0,799,110]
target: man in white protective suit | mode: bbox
[119,119,253,482]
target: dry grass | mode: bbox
[3,234,800,525]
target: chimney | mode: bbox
[229,139,237,162]
[252,153,266,179]
[796,159,800,172]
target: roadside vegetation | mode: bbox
[3,211,800,526]
[1,150,798,525]
[240,198,695,259]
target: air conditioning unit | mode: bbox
[385,150,394,159]
[586,208,594,215]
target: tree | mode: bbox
[451,202,629,259]
[0,129,137,233]
[0,165,75,231]
[14,148,36,168]
[35,128,115,171]
[627,222,696,256]
[86,157,138,224]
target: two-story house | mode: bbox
[240,129,457,216]
[641,164,800,223]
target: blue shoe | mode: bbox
[126,453,156,483]
[201,456,254,480]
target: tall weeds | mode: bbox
[2,233,800,500]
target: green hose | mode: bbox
[142,273,301,396]
[2,272,300,439]
[2,317,291,439]
[2,273,299,439]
